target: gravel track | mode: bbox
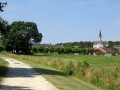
[0,57,59,90]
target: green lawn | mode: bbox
[0,58,8,84]
[1,52,120,90]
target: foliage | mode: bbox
[32,45,94,55]
[108,41,120,54]
[0,2,8,53]
[37,46,44,52]
[0,2,9,36]
[108,41,120,48]
[3,21,42,54]
[0,17,9,36]
[0,58,8,84]
[0,45,4,51]
[0,2,43,54]
[0,2,7,12]
[55,48,64,54]
[32,46,37,53]
[64,41,93,48]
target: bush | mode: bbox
[0,45,5,51]
[65,61,74,75]
[32,47,37,53]
[38,46,44,52]
[82,61,89,69]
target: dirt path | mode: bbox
[0,57,59,90]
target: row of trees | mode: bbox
[58,42,93,48]
[0,2,43,54]
[3,21,43,54]
[108,41,120,47]
[32,46,94,55]
[59,41,120,48]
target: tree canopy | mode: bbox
[0,17,9,35]
[0,2,7,12]
[0,2,43,54]
[4,21,43,54]
[0,2,8,36]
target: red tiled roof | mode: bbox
[99,48,113,53]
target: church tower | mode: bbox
[93,30,104,49]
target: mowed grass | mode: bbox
[1,52,120,90]
[0,58,8,84]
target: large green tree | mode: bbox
[0,17,9,36]
[4,21,43,54]
[0,2,8,51]
[0,2,7,12]
[0,2,8,35]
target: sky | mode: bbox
[0,0,120,44]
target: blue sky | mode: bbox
[1,0,120,44]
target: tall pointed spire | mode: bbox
[99,30,102,43]
[99,30,102,38]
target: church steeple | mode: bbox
[99,30,102,43]
[93,30,104,49]
[99,30,102,38]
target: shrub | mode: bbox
[82,61,89,69]
[32,47,37,53]
[38,46,44,52]
[0,45,5,51]
[67,61,74,75]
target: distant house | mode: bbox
[94,48,113,56]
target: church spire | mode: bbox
[99,30,102,38]
[99,30,102,43]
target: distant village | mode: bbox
[33,31,120,56]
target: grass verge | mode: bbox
[0,58,8,85]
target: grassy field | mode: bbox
[1,52,120,90]
[0,58,8,84]
[47,54,120,70]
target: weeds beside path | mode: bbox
[0,58,8,85]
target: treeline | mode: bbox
[57,41,93,48]
[108,41,120,54]
[108,41,120,47]
[31,40,120,55]
[32,46,94,55]
[60,41,120,48]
